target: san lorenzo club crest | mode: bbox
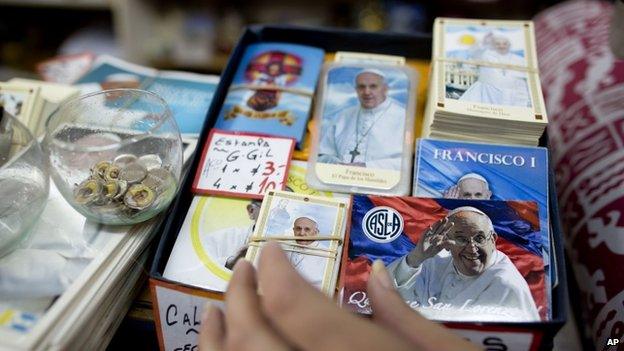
[362,206,404,243]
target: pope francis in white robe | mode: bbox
[459,33,531,107]
[318,69,406,171]
[286,241,328,290]
[387,207,541,322]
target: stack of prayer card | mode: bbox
[423,18,548,146]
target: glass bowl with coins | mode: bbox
[0,107,49,257]
[43,89,183,225]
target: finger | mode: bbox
[367,260,480,351]
[225,260,289,351]
[199,303,225,351]
[432,217,449,236]
[257,242,409,351]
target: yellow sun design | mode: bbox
[459,34,476,46]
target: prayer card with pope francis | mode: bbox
[245,191,349,296]
[342,195,549,322]
[307,63,417,196]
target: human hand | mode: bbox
[199,242,478,351]
[406,217,455,268]
[443,185,460,199]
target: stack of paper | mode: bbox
[423,18,548,146]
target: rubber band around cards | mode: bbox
[248,235,342,243]
[228,84,314,97]
[247,242,337,259]
[435,57,538,73]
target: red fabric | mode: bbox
[368,197,446,243]
[535,0,624,346]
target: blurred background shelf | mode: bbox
[0,0,561,78]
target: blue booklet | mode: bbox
[76,55,220,136]
[214,42,325,146]
[412,138,551,286]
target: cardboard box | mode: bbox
[149,25,567,351]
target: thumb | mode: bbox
[367,260,480,351]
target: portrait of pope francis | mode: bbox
[387,206,540,322]
[317,68,407,170]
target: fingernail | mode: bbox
[202,302,214,324]
[371,259,394,290]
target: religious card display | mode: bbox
[424,18,548,146]
[246,191,348,296]
[192,130,295,199]
[214,42,324,146]
[307,63,417,195]
[164,162,349,293]
[342,195,549,322]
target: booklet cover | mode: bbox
[214,42,324,146]
[342,195,548,322]
[75,55,219,136]
[412,138,551,286]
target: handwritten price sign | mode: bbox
[192,129,294,199]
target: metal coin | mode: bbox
[93,161,111,179]
[143,168,174,193]
[113,154,138,167]
[102,180,119,200]
[104,165,121,181]
[137,154,162,171]
[118,163,147,184]
[124,184,155,210]
[74,179,103,205]
[114,180,128,200]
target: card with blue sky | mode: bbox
[412,138,551,300]
[307,63,417,196]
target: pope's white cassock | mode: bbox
[459,49,530,107]
[286,241,328,290]
[387,250,540,322]
[202,225,253,267]
[318,98,406,170]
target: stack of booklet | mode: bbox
[423,18,548,146]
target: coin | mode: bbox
[143,168,174,193]
[113,154,138,167]
[114,179,128,200]
[118,163,147,184]
[93,161,111,179]
[104,165,121,181]
[124,184,155,210]
[74,179,102,205]
[137,154,163,171]
[102,180,119,200]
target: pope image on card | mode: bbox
[163,161,348,293]
[214,42,324,145]
[343,195,548,322]
[246,191,348,295]
[442,22,532,107]
[309,64,416,194]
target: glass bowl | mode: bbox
[43,89,183,225]
[0,109,49,257]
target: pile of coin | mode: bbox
[73,153,175,217]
